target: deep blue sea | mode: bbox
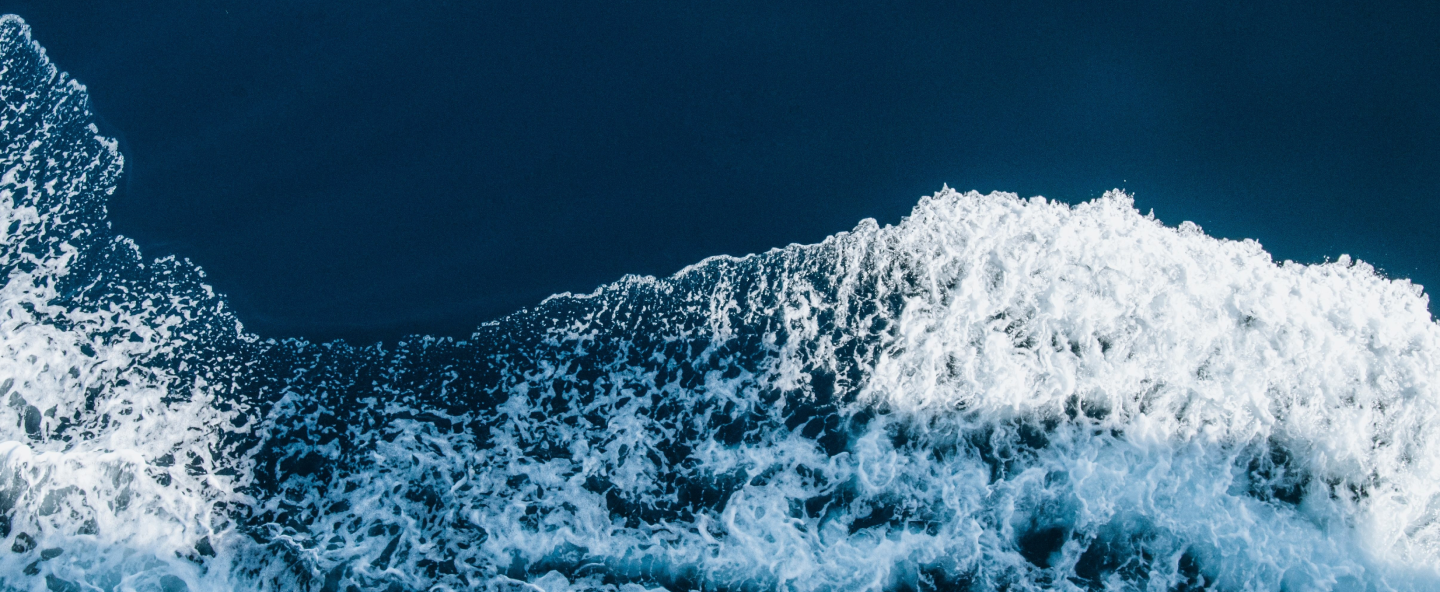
[2,1,1438,343]
[0,2,1438,591]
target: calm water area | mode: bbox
[4,1,1438,343]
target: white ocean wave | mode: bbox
[2,14,1439,591]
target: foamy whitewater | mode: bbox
[2,16,1439,592]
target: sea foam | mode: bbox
[2,14,1439,592]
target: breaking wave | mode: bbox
[2,15,1439,591]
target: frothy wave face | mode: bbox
[2,15,1439,591]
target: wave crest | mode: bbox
[2,14,1439,591]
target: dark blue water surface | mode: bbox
[6,7,1440,589]
[3,0,1438,343]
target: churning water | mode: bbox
[2,16,1439,592]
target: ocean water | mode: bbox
[3,15,1440,592]
[4,1,1439,344]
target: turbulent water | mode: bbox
[3,15,1440,592]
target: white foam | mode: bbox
[4,12,1440,590]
